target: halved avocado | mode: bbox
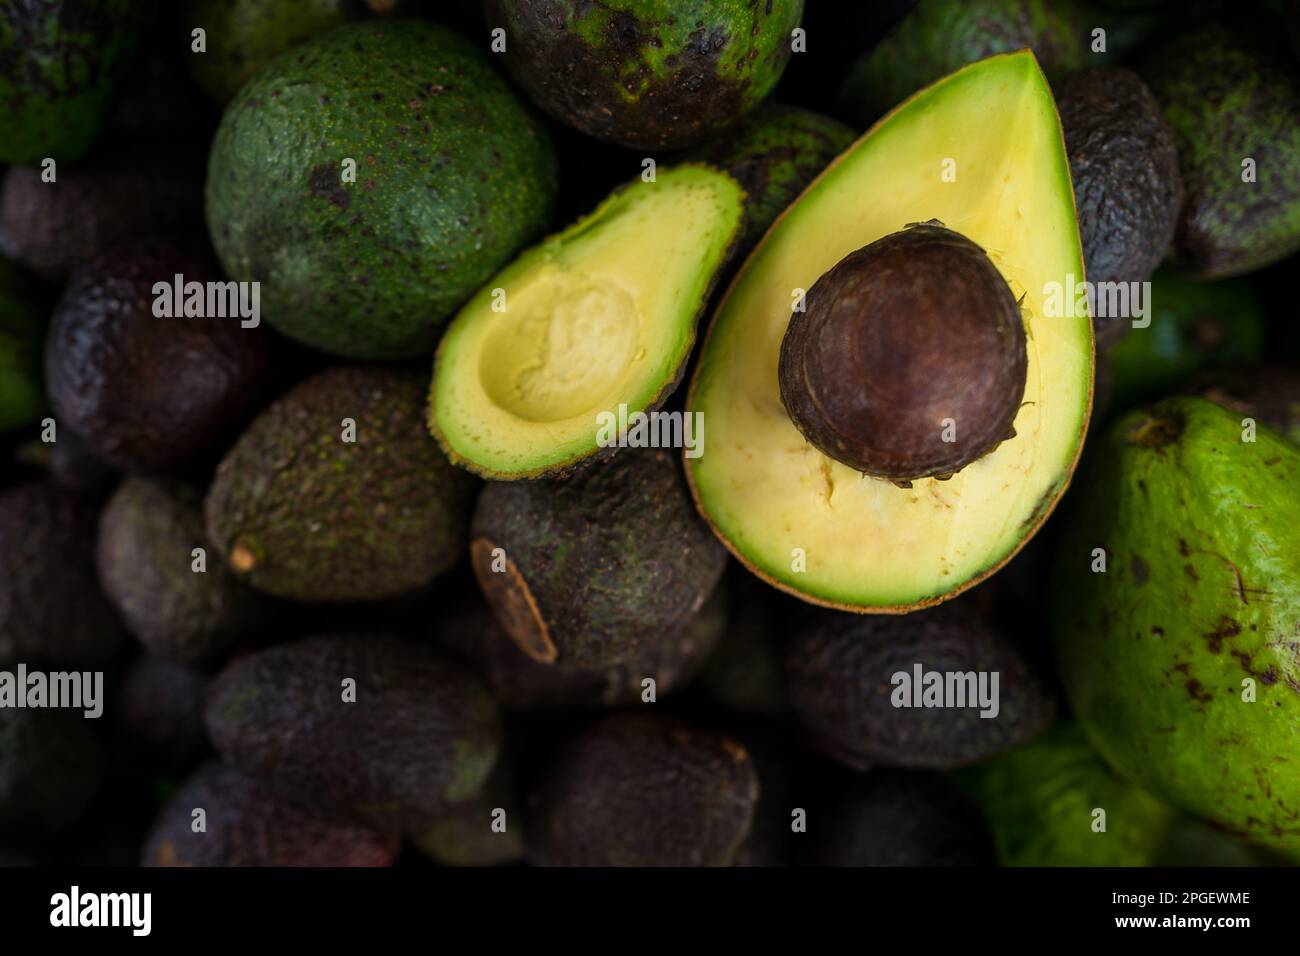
[687,51,1092,612]
[430,165,744,480]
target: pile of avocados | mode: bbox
[2,0,1300,870]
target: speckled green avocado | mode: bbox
[0,0,147,164]
[683,103,853,254]
[1053,397,1300,848]
[961,723,1174,866]
[0,257,44,434]
[486,0,803,150]
[206,20,558,359]
[1141,26,1300,278]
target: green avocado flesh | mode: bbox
[1053,397,1300,848]
[688,52,1092,611]
[431,165,744,479]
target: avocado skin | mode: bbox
[683,103,854,255]
[838,0,1087,123]
[1141,26,1300,277]
[1186,364,1300,446]
[115,656,210,771]
[806,771,995,866]
[471,447,728,669]
[1057,68,1182,348]
[526,712,759,866]
[0,707,107,841]
[0,0,149,164]
[98,479,268,669]
[205,635,502,832]
[205,366,477,603]
[783,600,1056,771]
[205,20,558,359]
[0,147,205,282]
[44,239,273,474]
[143,761,399,866]
[0,257,44,435]
[1053,397,1300,847]
[1104,270,1263,411]
[185,0,359,106]
[961,723,1174,866]
[436,583,726,712]
[486,0,803,150]
[0,482,127,666]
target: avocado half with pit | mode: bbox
[430,165,744,479]
[687,51,1093,612]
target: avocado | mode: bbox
[436,581,726,711]
[430,165,744,479]
[961,723,1174,866]
[806,771,996,866]
[485,0,803,150]
[783,600,1056,771]
[1053,397,1300,848]
[0,706,107,840]
[1104,270,1264,411]
[115,656,210,770]
[206,635,502,831]
[143,762,399,866]
[0,147,206,281]
[98,479,268,668]
[838,0,1089,124]
[688,51,1091,611]
[469,447,728,669]
[412,751,525,867]
[0,482,127,666]
[205,366,477,603]
[683,104,855,257]
[1141,25,1300,277]
[1185,364,1300,445]
[205,20,558,359]
[0,256,44,435]
[185,0,360,105]
[44,238,272,474]
[0,0,147,164]
[1056,68,1183,348]
[526,712,759,866]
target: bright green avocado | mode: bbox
[0,257,44,434]
[688,51,1092,612]
[430,165,744,480]
[961,723,1174,866]
[206,20,558,359]
[1053,397,1300,848]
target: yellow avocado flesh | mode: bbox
[688,51,1093,611]
[431,165,744,478]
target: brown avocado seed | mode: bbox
[778,222,1028,482]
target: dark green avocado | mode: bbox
[485,0,804,150]
[205,20,558,359]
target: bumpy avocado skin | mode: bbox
[206,20,558,359]
[205,635,502,831]
[471,447,728,669]
[684,103,854,254]
[0,257,44,434]
[143,762,399,866]
[205,366,477,603]
[1105,270,1263,411]
[98,479,267,669]
[838,0,1087,123]
[486,0,803,150]
[0,707,107,840]
[1053,397,1300,847]
[185,0,357,105]
[961,723,1174,866]
[0,0,147,164]
[1141,26,1300,277]
[526,712,759,866]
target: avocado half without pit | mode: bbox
[778,222,1028,484]
[687,50,1094,613]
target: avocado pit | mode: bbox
[777,222,1028,482]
